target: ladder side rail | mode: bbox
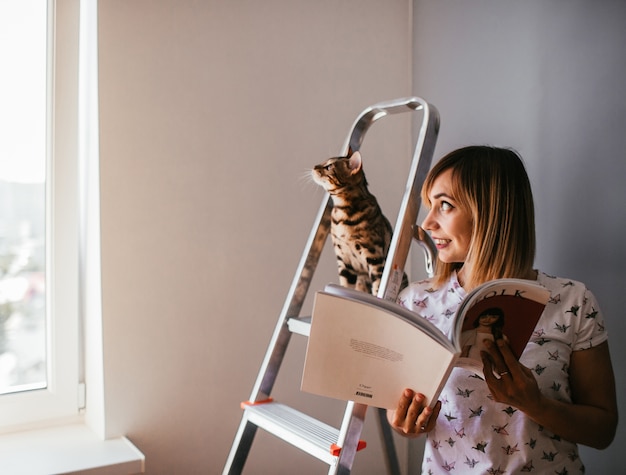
[330,402,368,475]
[248,196,332,401]
[379,102,440,301]
[332,97,439,475]
[361,98,438,475]
[324,103,388,475]
[375,407,402,475]
[372,99,439,475]
[222,419,258,475]
[224,198,332,475]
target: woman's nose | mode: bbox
[421,209,437,231]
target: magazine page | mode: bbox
[323,284,453,349]
[453,279,551,374]
[301,290,458,410]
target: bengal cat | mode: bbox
[311,151,406,296]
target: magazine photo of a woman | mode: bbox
[460,307,506,362]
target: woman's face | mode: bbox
[421,169,473,265]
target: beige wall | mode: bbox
[97,1,415,473]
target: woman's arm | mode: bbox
[482,338,618,449]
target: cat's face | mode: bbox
[311,151,363,192]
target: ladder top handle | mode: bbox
[343,96,439,156]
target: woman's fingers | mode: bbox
[391,389,439,436]
[392,388,416,426]
[420,400,442,432]
[495,338,523,377]
[481,338,516,377]
[402,391,425,433]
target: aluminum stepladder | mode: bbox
[223,97,440,475]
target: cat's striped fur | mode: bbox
[312,151,405,296]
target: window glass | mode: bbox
[0,0,48,395]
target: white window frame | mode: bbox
[0,0,82,432]
[0,4,143,471]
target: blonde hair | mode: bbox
[422,146,536,290]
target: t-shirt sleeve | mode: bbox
[572,287,608,351]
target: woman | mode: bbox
[388,146,617,474]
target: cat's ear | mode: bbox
[348,151,362,175]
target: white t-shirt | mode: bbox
[397,271,608,474]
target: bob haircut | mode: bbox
[422,146,536,290]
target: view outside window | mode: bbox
[0,0,48,394]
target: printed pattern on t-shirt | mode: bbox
[397,271,607,474]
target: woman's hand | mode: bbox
[481,338,618,449]
[481,338,543,414]
[386,389,441,438]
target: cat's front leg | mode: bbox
[356,275,373,295]
[370,277,381,296]
[337,260,358,289]
[368,259,385,296]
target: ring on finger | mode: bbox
[499,370,509,376]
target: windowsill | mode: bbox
[0,423,145,474]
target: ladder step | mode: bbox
[242,401,365,465]
[287,316,311,336]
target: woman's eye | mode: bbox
[324,165,332,171]
[440,201,453,211]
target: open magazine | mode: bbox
[301,279,550,410]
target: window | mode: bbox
[0,0,81,431]
[0,0,48,396]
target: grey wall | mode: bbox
[412,1,626,472]
[96,1,414,473]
